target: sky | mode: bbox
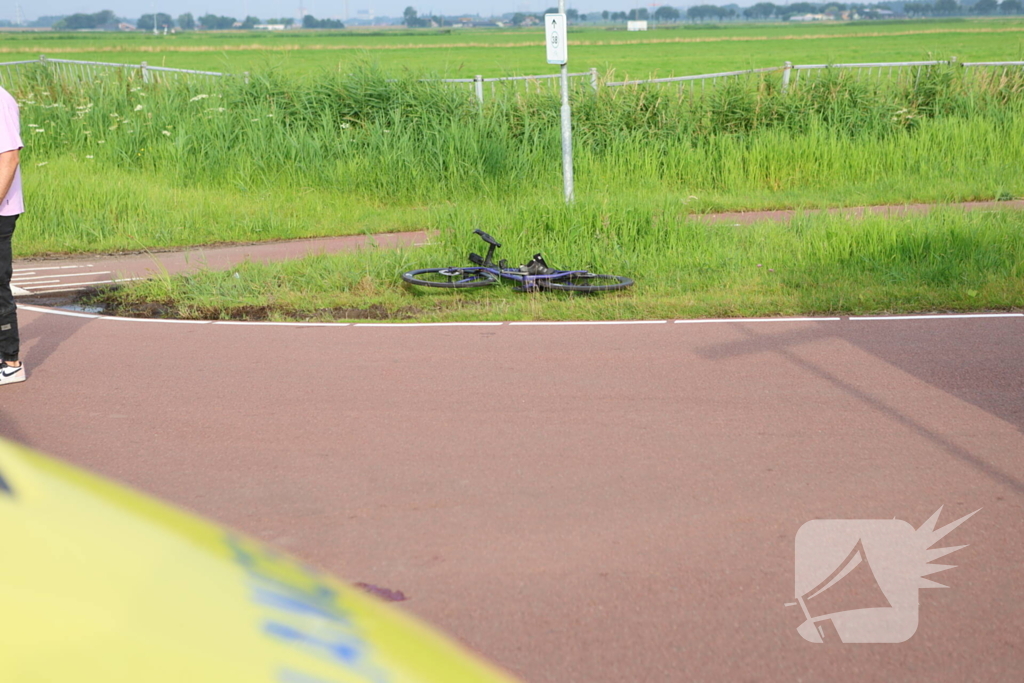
[6,0,668,23]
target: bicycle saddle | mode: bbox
[519,253,557,276]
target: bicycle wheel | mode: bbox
[538,272,634,293]
[402,267,498,289]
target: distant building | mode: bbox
[254,24,287,30]
[627,20,648,31]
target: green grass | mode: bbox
[7,60,1024,257]
[91,204,1024,322]
[2,18,1024,78]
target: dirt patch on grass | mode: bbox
[101,300,425,321]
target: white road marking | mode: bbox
[97,317,210,324]
[850,313,1024,320]
[353,322,505,327]
[213,321,352,327]
[15,286,102,293]
[509,320,667,326]
[13,264,97,272]
[675,317,841,324]
[28,277,144,291]
[14,306,1024,327]
[12,271,111,282]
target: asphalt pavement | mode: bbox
[2,308,1021,682]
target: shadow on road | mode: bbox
[694,321,1024,497]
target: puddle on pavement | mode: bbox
[57,303,107,314]
[18,291,110,315]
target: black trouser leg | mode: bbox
[0,214,19,363]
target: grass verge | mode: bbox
[90,203,1024,322]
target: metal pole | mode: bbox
[558,0,574,202]
[781,61,792,94]
[474,74,484,106]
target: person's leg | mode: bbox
[0,214,20,366]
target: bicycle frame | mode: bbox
[466,230,589,291]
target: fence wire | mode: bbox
[2,56,1023,102]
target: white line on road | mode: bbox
[16,286,100,293]
[509,320,668,326]
[674,317,841,324]
[849,313,1024,320]
[353,322,505,327]
[97,317,210,324]
[14,306,1024,327]
[213,321,352,327]
[12,271,112,282]
[13,264,97,272]
[29,277,144,291]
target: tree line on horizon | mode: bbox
[37,10,344,31]
[21,1,1024,31]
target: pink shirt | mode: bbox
[0,86,24,216]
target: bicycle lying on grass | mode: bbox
[401,230,634,293]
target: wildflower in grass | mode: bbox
[162,130,171,136]
[27,124,37,128]
[109,125,118,130]
[97,140,105,144]
[110,113,119,118]
[134,105,144,111]
[190,94,209,102]
[85,155,94,159]
[36,162,47,167]
[32,129,44,134]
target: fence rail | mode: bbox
[2,55,1023,102]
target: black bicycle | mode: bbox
[401,230,634,293]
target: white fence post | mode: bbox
[590,67,599,92]
[474,75,484,106]
[781,61,793,93]
[141,61,150,84]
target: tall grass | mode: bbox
[7,61,1024,255]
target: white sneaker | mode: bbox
[0,362,26,386]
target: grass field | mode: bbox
[3,18,1024,79]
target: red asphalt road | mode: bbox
[1,309,1022,682]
